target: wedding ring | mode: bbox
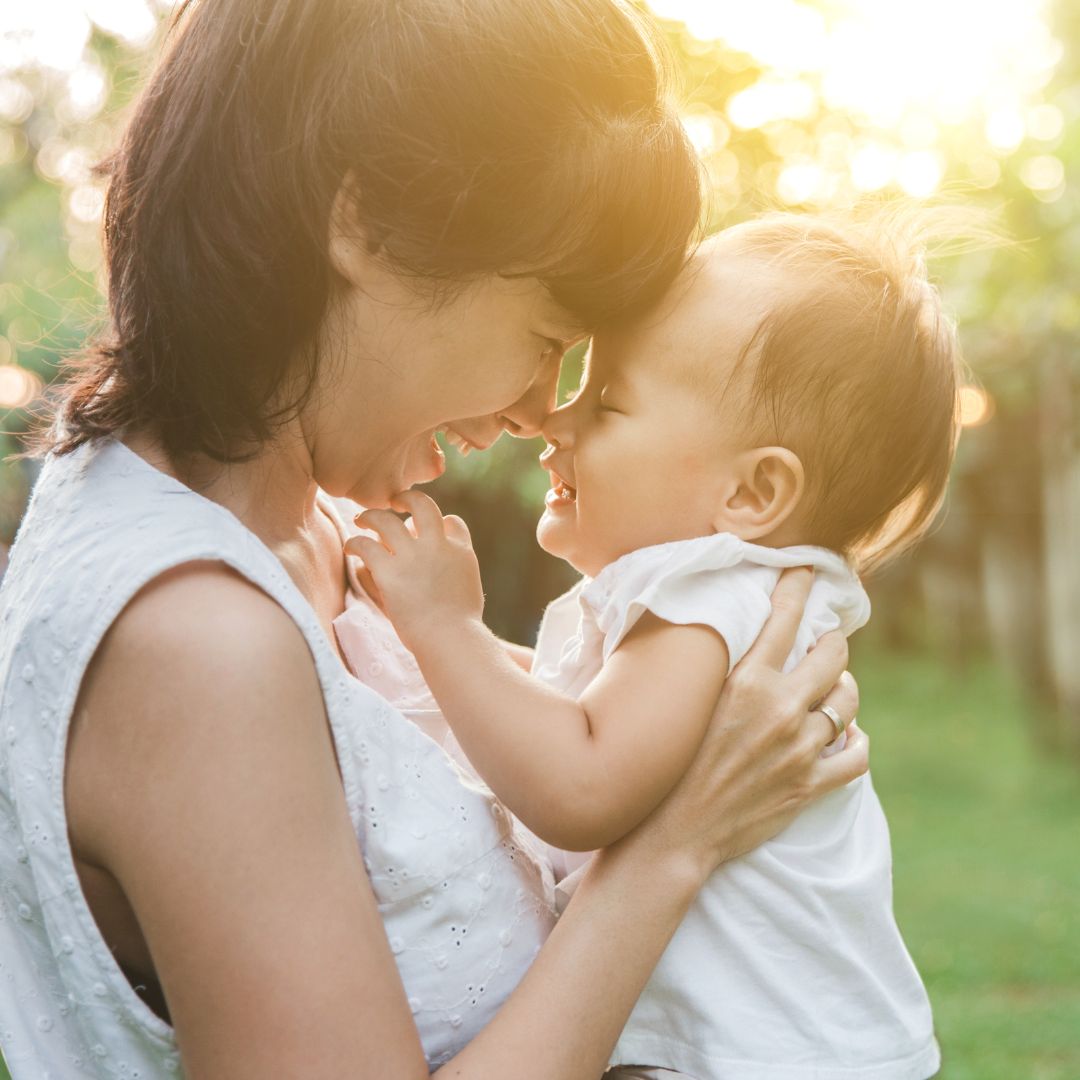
[816,703,846,743]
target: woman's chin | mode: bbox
[347,435,447,506]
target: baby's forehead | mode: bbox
[611,233,784,379]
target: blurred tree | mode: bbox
[1,0,1076,743]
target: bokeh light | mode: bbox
[958,385,994,428]
[649,0,1060,202]
[0,364,43,410]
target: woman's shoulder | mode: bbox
[68,560,331,861]
[5,437,303,654]
[8,438,342,857]
[109,559,308,657]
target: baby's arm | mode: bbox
[347,493,729,851]
[501,640,536,672]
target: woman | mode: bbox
[0,1,864,1077]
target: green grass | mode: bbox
[1,650,1077,1079]
[859,647,1080,1080]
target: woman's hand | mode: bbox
[346,491,484,651]
[608,566,865,884]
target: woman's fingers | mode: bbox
[743,567,813,671]
[818,669,858,729]
[789,631,850,711]
[390,490,445,537]
[811,722,869,792]
[354,509,412,553]
[792,646,856,753]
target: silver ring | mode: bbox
[816,703,846,743]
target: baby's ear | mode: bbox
[716,447,804,541]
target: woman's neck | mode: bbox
[124,422,323,551]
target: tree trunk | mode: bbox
[1040,353,1080,749]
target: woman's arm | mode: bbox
[68,563,430,1079]
[69,562,863,1080]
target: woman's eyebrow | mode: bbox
[545,327,589,350]
[540,301,590,344]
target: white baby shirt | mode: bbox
[532,534,940,1080]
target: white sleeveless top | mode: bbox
[0,437,556,1078]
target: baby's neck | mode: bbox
[734,517,811,551]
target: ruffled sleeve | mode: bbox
[579,534,870,674]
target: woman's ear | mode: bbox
[715,447,805,541]
[328,174,382,287]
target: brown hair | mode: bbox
[727,207,965,574]
[43,0,701,462]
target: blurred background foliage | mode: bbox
[0,1,1078,1076]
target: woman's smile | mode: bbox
[400,425,495,495]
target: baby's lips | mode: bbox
[548,464,577,492]
[538,448,576,489]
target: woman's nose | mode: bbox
[498,350,564,438]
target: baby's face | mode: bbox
[537,237,776,576]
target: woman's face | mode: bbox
[306,256,582,508]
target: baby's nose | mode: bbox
[540,403,574,449]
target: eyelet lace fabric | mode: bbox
[0,438,556,1078]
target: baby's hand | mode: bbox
[345,491,484,651]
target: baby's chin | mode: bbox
[536,515,598,577]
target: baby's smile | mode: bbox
[535,343,753,576]
[540,449,578,510]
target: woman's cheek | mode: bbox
[457,367,537,421]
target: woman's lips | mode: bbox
[410,430,446,484]
[408,426,481,488]
[439,426,489,457]
[442,427,474,456]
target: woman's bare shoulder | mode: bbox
[101,559,308,664]
[66,561,432,1076]
[67,560,328,865]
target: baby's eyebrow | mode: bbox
[602,370,636,398]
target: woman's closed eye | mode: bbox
[540,337,566,363]
[597,389,624,414]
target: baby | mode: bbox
[338,211,954,1079]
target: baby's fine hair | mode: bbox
[727,206,968,574]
